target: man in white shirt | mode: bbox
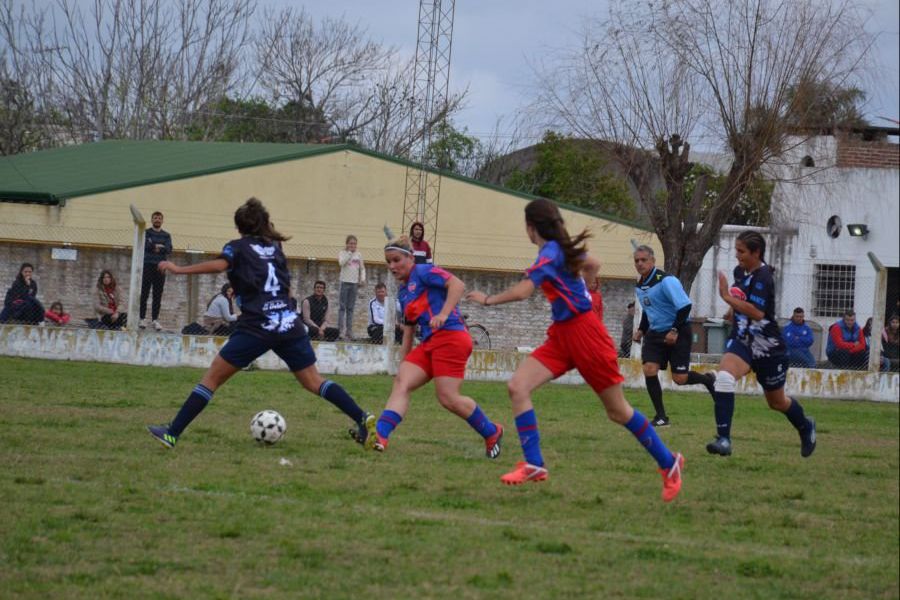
[367,282,401,344]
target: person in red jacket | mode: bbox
[409,221,432,264]
[826,310,868,369]
[45,301,71,325]
[587,275,603,321]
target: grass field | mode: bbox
[1,356,898,599]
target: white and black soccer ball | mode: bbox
[250,410,286,444]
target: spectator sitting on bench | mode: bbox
[783,307,815,368]
[45,301,71,326]
[94,270,128,330]
[202,283,237,335]
[826,309,868,370]
[1,263,45,324]
[301,280,339,341]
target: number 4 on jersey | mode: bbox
[264,262,281,297]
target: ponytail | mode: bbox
[234,197,289,243]
[525,198,591,274]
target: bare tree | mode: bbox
[532,0,871,290]
[0,0,57,153]
[39,0,254,142]
[254,8,465,149]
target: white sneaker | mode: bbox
[152,320,162,331]
[139,319,148,329]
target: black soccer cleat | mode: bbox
[706,436,732,456]
[800,417,816,458]
[651,415,670,428]
[349,413,377,448]
[147,424,177,449]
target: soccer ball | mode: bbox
[250,410,286,444]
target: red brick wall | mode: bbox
[836,138,900,169]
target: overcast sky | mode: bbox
[293,0,899,140]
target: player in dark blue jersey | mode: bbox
[468,199,684,502]
[366,237,504,458]
[707,230,816,458]
[632,245,716,427]
[146,197,376,449]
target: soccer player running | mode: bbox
[467,199,684,502]
[706,230,816,458]
[146,198,376,449]
[364,237,503,459]
[632,245,715,427]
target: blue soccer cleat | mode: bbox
[147,424,177,449]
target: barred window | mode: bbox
[812,264,856,317]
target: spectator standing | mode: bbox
[783,307,816,368]
[0,263,44,324]
[338,234,366,340]
[826,310,868,369]
[587,276,603,321]
[301,280,339,341]
[619,301,635,358]
[203,283,237,335]
[140,211,172,331]
[94,270,128,329]
[45,301,71,326]
[882,314,900,371]
[367,282,402,344]
[409,221,433,264]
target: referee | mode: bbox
[632,245,715,426]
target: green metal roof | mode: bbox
[0,140,342,204]
[0,139,651,230]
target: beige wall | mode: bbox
[0,149,658,278]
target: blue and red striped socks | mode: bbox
[515,409,544,467]
[624,409,675,470]
[465,405,497,439]
[376,409,403,440]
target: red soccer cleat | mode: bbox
[500,461,548,485]
[368,433,388,452]
[659,452,685,502]
[485,424,503,459]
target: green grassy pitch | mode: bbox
[1,356,897,599]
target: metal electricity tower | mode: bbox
[400,0,456,256]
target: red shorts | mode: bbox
[531,311,624,393]
[404,329,472,379]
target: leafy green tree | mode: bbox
[425,121,480,176]
[504,132,636,220]
[684,164,773,227]
[186,97,331,143]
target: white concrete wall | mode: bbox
[1,324,896,402]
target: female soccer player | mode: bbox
[146,197,376,449]
[467,198,683,502]
[364,237,503,458]
[705,230,816,458]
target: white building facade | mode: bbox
[690,131,900,363]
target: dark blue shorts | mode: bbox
[219,330,317,372]
[724,339,788,391]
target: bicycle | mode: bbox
[461,314,491,350]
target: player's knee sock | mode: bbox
[684,371,707,386]
[782,396,810,432]
[645,375,666,417]
[465,405,497,438]
[515,409,544,467]
[169,384,213,437]
[624,409,676,470]
[318,380,365,424]
[714,371,736,439]
[376,409,402,439]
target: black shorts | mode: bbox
[219,330,316,372]
[641,324,692,373]
[724,339,789,391]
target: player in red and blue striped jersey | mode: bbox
[467,198,684,502]
[367,237,503,458]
